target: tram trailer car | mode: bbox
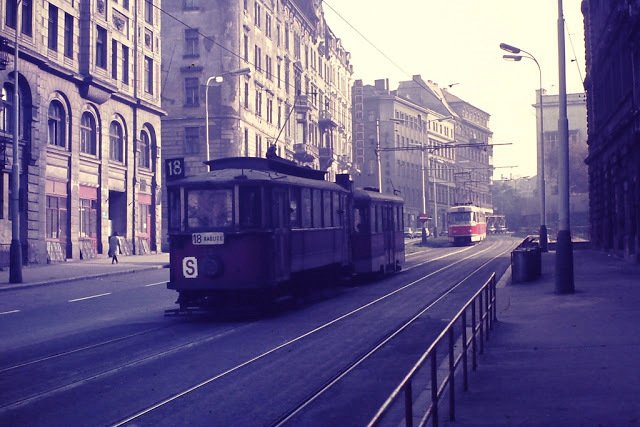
[447,205,488,246]
[166,157,404,309]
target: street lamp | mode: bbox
[10,0,23,283]
[500,42,549,252]
[204,67,251,163]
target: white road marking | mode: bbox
[0,310,20,315]
[68,293,111,303]
[144,281,166,287]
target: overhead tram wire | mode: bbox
[322,0,459,102]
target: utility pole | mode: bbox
[10,0,23,283]
[555,0,575,293]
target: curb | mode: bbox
[0,264,168,292]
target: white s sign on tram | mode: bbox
[182,257,198,278]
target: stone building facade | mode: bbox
[352,77,493,236]
[582,0,640,261]
[0,0,163,266]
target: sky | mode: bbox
[322,0,586,179]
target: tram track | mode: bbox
[0,238,517,426]
[109,239,515,426]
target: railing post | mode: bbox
[484,287,490,341]
[448,328,455,421]
[471,301,477,371]
[404,381,414,427]
[431,349,439,427]
[492,275,498,323]
[479,293,484,354]
[461,310,469,391]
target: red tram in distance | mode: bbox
[166,157,404,310]
[447,204,488,246]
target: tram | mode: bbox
[446,204,488,245]
[165,157,404,309]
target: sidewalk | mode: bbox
[0,252,169,291]
[444,249,640,426]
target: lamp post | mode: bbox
[555,0,575,293]
[204,67,251,163]
[500,42,548,252]
[10,0,23,283]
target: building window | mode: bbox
[64,13,74,58]
[185,28,199,57]
[254,2,261,28]
[266,55,272,80]
[0,85,14,134]
[48,4,58,51]
[139,130,150,169]
[265,13,271,38]
[184,77,199,106]
[79,198,97,239]
[48,101,66,148]
[111,40,118,79]
[122,45,129,84]
[137,203,150,235]
[243,34,249,61]
[5,0,33,36]
[80,112,97,155]
[109,121,124,162]
[244,82,249,108]
[183,0,197,10]
[96,26,107,69]
[46,195,67,240]
[255,89,262,117]
[254,45,262,71]
[144,56,154,94]
[145,0,154,24]
[184,126,200,154]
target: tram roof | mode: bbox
[168,157,346,191]
[352,188,404,204]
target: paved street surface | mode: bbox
[443,248,640,426]
[0,253,169,291]
[1,243,639,426]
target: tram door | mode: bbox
[271,188,290,281]
[384,205,395,270]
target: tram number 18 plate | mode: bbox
[192,232,224,245]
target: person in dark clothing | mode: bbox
[108,232,119,264]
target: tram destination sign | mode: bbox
[165,158,185,181]
[192,232,225,245]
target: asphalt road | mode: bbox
[0,235,518,427]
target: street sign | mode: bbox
[419,214,431,221]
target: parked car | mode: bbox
[404,227,416,239]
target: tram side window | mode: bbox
[312,189,322,228]
[187,189,233,229]
[168,189,181,231]
[332,192,341,226]
[290,187,301,228]
[354,205,369,233]
[323,191,332,227]
[239,186,261,228]
[301,188,312,228]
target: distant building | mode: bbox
[160,0,353,248]
[534,90,589,239]
[352,76,492,235]
[582,1,640,260]
[0,0,163,266]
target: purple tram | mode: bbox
[166,157,404,310]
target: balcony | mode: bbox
[319,146,335,170]
[293,143,316,164]
[295,95,311,110]
[319,110,338,130]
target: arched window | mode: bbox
[80,112,97,155]
[109,121,124,162]
[48,101,66,148]
[0,85,12,133]
[139,130,150,169]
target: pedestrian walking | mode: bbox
[108,232,119,264]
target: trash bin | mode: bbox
[511,246,541,283]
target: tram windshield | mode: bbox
[448,212,473,224]
[186,188,233,229]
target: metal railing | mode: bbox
[368,272,497,427]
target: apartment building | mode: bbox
[0,0,164,266]
[160,0,353,174]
